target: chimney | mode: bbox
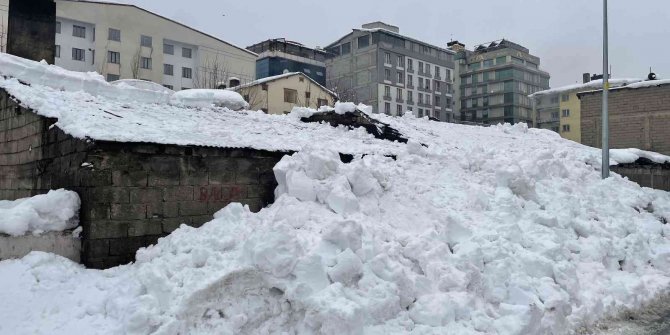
[447,40,465,52]
[582,73,591,84]
[6,0,56,63]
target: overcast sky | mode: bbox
[112,1,669,86]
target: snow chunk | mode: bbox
[170,89,249,110]
[0,189,80,236]
[334,101,356,115]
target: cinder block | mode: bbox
[162,218,188,233]
[179,201,208,216]
[235,159,259,184]
[111,203,146,220]
[163,186,194,202]
[89,220,128,239]
[129,187,162,203]
[112,170,148,187]
[127,219,163,237]
[84,239,110,258]
[89,187,130,204]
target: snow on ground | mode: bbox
[2,120,670,334]
[0,189,80,236]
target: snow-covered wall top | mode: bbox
[529,78,642,98]
[0,54,668,165]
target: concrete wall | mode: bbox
[54,0,257,88]
[6,0,56,63]
[0,232,80,262]
[559,91,581,143]
[613,165,670,191]
[1,88,284,268]
[581,84,670,155]
[236,74,336,115]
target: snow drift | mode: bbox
[2,122,670,334]
[0,189,80,236]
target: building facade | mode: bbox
[53,0,257,90]
[231,72,336,115]
[324,22,456,122]
[579,80,670,155]
[450,39,550,125]
[247,38,327,86]
[530,77,641,143]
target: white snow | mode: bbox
[616,79,670,90]
[2,55,670,335]
[0,190,80,236]
[610,148,670,165]
[170,89,249,110]
[110,79,175,94]
[529,78,642,98]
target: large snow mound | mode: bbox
[171,89,249,110]
[0,189,80,236]
[2,130,670,334]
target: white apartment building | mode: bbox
[54,0,256,90]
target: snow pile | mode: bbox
[610,148,670,165]
[0,53,171,104]
[171,89,249,110]
[2,125,670,334]
[111,79,175,94]
[618,79,670,90]
[0,190,80,236]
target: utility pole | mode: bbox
[601,0,610,179]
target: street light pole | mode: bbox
[602,0,610,179]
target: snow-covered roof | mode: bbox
[228,72,338,98]
[615,78,670,90]
[529,78,642,98]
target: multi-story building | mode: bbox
[450,39,550,125]
[230,72,337,115]
[246,38,327,86]
[579,79,670,154]
[53,0,257,90]
[529,75,640,143]
[324,22,456,122]
[0,0,6,53]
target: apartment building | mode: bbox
[230,72,336,115]
[247,38,327,86]
[53,0,256,90]
[0,0,6,53]
[529,76,641,143]
[450,39,550,125]
[324,22,456,122]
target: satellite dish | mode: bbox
[283,69,290,74]
[648,72,657,81]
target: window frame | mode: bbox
[182,47,192,58]
[107,51,120,64]
[108,28,121,42]
[182,67,192,79]
[72,25,86,38]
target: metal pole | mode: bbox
[601,0,610,179]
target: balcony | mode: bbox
[407,100,415,105]
[383,95,392,101]
[407,83,414,89]
[406,67,414,73]
[396,98,404,103]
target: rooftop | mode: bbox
[530,78,642,98]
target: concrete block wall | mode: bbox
[612,165,670,191]
[581,85,670,155]
[0,88,286,268]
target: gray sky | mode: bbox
[120,0,669,87]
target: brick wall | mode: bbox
[0,89,285,268]
[580,84,670,155]
[612,165,670,191]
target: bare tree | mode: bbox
[130,48,141,79]
[193,55,232,89]
[326,76,356,103]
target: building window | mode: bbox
[384,102,391,114]
[107,51,120,64]
[435,111,441,120]
[141,35,152,47]
[397,72,403,83]
[305,91,311,105]
[56,21,61,34]
[384,85,391,97]
[140,57,152,69]
[106,74,120,82]
[108,28,121,41]
[163,84,174,90]
[341,42,351,55]
[299,77,305,82]
[73,25,86,38]
[357,35,369,49]
[418,108,423,117]
[407,59,413,71]
[425,80,430,91]
[484,59,494,68]
[397,56,403,67]
[385,69,391,81]
[562,124,571,132]
[435,67,441,78]
[55,45,60,58]
[425,64,431,75]
[182,67,192,79]
[435,81,441,91]
[385,52,391,64]
[284,88,298,103]
[397,88,403,100]
[317,98,328,107]
[418,62,423,73]
[496,56,507,65]
[418,93,423,104]
[164,64,174,76]
[407,91,413,104]
[561,94,570,102]
[562,109,570,117]
[72,48,85,61]
[261,84,268,91]
[397,104,402,115]
[164,43,174,55]
[182,47,192,58]
[435,95,441,106]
